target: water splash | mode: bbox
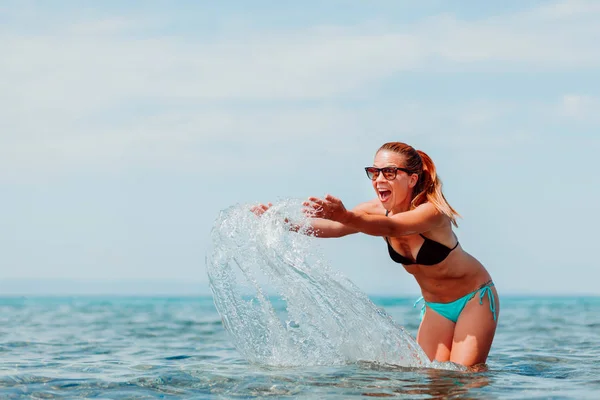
[206,199,459,370]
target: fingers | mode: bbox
[302,197,321,211]
[250,203,271,216]
[308,194,339,204]
[303,195,339,219]
[302,202,323,217]
[324,194,340,203]
[252,197,341,220]
[305,196,325,205]
[301,198,322,218]
[303,197,325,209]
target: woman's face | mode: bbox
[370,150,418,210]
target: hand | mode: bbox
[303,194,349,223]
[250,202,272,217]
[250,202,301,232]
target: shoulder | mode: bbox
[386,202,446,227]
[412,202,439,215]
[410,202,451,229]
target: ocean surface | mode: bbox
[1,295,599,399]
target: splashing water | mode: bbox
[206,199,462,370]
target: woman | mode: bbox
[254,142,499,368]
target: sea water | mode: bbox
[2,201,600,398]
[1,296,600,398]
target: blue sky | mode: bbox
[1,0,599,296]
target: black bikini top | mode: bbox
[384,210,459,266]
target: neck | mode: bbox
[391,196,413,214]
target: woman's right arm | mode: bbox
[302,219,358,238]
[306,199,382,237]
[252,200,380,239]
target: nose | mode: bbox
[375,171,387,183]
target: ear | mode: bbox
[408,173,419,188]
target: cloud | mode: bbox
[3,1,599,105]
[2,96,580,182]
[561,94,600,120]
[416,1,600,68]
[1,1,599,181]
[67,16,160,36]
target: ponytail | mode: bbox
[412,150,460,227]
[378,142,460,226]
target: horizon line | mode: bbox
[0,279,598,297]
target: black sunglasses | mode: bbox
[364,166,413,181]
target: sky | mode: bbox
[1,0,599,296]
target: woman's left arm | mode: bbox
[304,194,445,237]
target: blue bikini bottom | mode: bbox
[414,281,497,323]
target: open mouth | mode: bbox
[378,189,392,202]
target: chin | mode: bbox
[380,200,392,210]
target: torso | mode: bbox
[366,200,492,303]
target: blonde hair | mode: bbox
[378,142,460,226]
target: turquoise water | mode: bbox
[1,296,599,399]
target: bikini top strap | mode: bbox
[384,211,390,242]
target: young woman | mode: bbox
[254,142,499,368]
